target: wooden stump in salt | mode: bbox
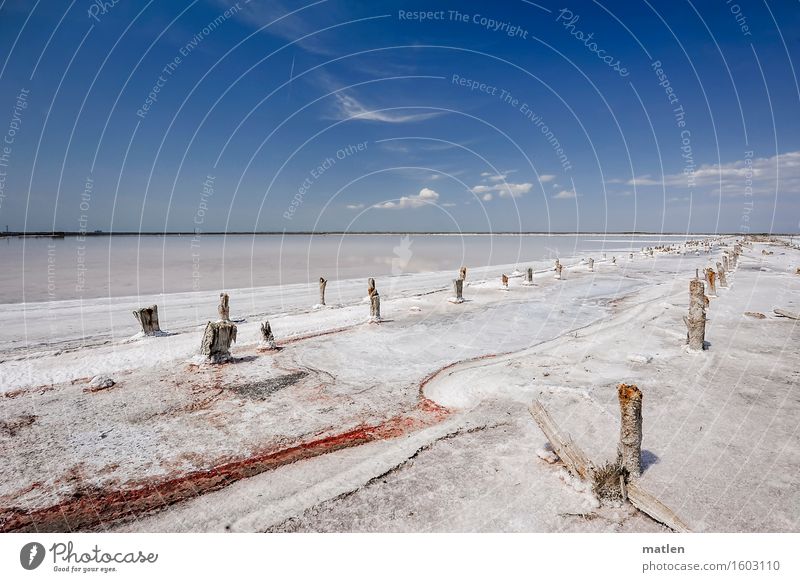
[370,293,381,321]
[218,292,230,321]
[319,277,327,306]
[722,254,729,272]
[501,273,509,288]
[705,268,717,296]
[459,266,467,281]
[687,279,707,351]
[612,256,616,265]
[368,278,381,322]
[260,320,276,350]
[716,262,727,287]
[200,320,237,363]
[453,278,464,302]
[133,305,161,336]
[555,263,563,280]
[617,383,643,477]
[526,267,533,283]
[588,257,594,271]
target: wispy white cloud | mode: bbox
[346,203,365,210]
[215,0,342,56]
[553,189,576,199]
[373,187,440,210]
[539,174,556,182]
[614,151,800,197]
[482,193,493,201]
[333,93,441,124]
[471,182,533,199]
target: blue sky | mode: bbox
[0,0,798,233]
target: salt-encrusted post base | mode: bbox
[319,277,327,306]
[218,292,230,322]
[686,279,707,351]
[369,293,381,322]
[200,320,237,363]
[716,262,727,287]
[617,383,643,478]
[449,278,464,303]
[260,320,276,350]
[704,268,717,297]
[133,305,161,336]
[588,257,594,272]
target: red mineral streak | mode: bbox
[0,399,450,533]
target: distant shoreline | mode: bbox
[0,231,790,238]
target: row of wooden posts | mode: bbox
[131,277,385,363]
[131,251,620,362]
[530,239,743,531]
[686,243,742,351]
[131,240,736,363]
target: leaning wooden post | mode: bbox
[319,277,327,306]
[459,266,467,281]
[218,292,230,321]
[133,305,161,336]
[526,267,533,283]
[368,278,381,322]
[200,320,237,363]
[617,383,643,477]
[452,278,464,302]
[716,262,727,287]
[687,279,707,351]
[588,257,594,272]
[501,273,509,288]
[259,320,276,350]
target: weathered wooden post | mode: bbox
[452,278,464,302]
[319,277,327,306]
[218,292,230,321]
[612,256,616,265]
[368,278,381,322]
[687,279,707,351]
[716,262,727,287]
[526,267,533,283]
[200,320,237,363]
[555,263,563,280]
[722,254,729,272]
[133,305,161,336]
[617,383,643,477]
[260,320,276,350]
[501,273,509,288]
[459,266,467,281]
[588,257,594,271]
[705,268,717,296]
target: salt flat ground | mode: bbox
[1,239,797,532]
